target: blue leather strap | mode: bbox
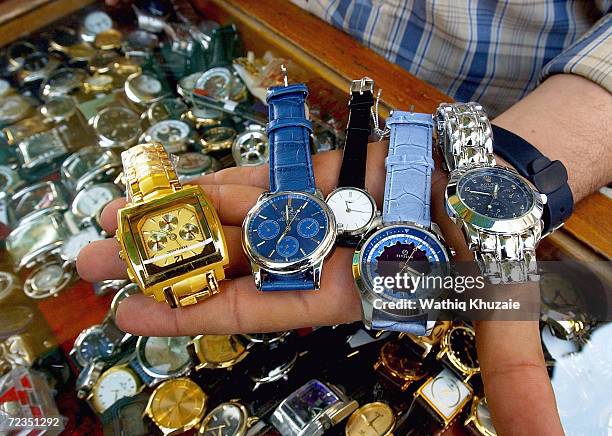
[260,270,314,291]
[382,111,434,226]
[266,84,315,193]
[491,124,573,235]
[373,110,434,336]
[372,313,427,335]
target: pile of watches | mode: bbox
[0,4,341,302]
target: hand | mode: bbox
[77,141,562,435]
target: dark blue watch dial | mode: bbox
[247,193,330,263]
[78,331,115,363]
[458,168,534,220]
[359,225,450,299]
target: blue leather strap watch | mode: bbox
[243,79,336,292]
[353,111,451,335]
[266,84,315,194]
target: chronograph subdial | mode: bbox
[139,206,208,267]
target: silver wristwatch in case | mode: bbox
[436,102,545,283]
[270,379,358,436]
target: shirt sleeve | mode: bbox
[541,12,612,92]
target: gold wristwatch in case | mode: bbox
[403,321,451,359]
[116,143,229,308]
[436,324,480,382]
[464,396,497,436]
[374,338,428,391]
[345,402,395,436]
[189,335,249,370]
[145,377,208,435]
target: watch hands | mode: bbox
[278,203,307,243]
[492,183,499,199]
[468,190,491,196]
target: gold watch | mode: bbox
[189,335,249,370]
[345,402,395,436]
[403,320,451,359]
[436,324,480,381]
[116,143,229,308]
[145,377,208,435]
[464,396,497,436]
[373,338,428,391]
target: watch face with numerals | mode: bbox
[92,366,140,413]
[199,402,247,436]
[457,167,535,220]
[244,192,333,265]
[326,187,376,234]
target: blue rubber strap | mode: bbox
[266,84,315,193]
[260,270,314,291]
[491,124,573,234]
[382,111,434,226]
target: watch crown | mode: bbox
[118,250,124,261]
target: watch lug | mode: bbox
[251,263,262,290]
[312,260,323,290]
[314,189,324,200]
[256,191,271,203]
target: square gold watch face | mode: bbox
[129,200,223,282]
[139,204,209,267]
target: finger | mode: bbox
[76,237,127,282]
[198,141,389,201]
[100,184,265,234]
[475,319,563,435]
[115,247,362,335]
[100,198,126,234]
[76,226,250,282]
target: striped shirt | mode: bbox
[292,1,611,116]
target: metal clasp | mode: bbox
[350,77,374,94]
[281,64,288,87]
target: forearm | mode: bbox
[493,74,612,203]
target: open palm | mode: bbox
[76,141,562,434]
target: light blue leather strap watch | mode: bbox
[382,111,434,226]
[371,110,436,334]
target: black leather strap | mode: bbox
[491,124,573,235]
[337,90,374,188]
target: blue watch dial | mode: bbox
[78,331,115,363]
[359,225,450,300]
[247,192,330,263]
[458,167,534,220]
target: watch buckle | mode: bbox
[350,77,374,94]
